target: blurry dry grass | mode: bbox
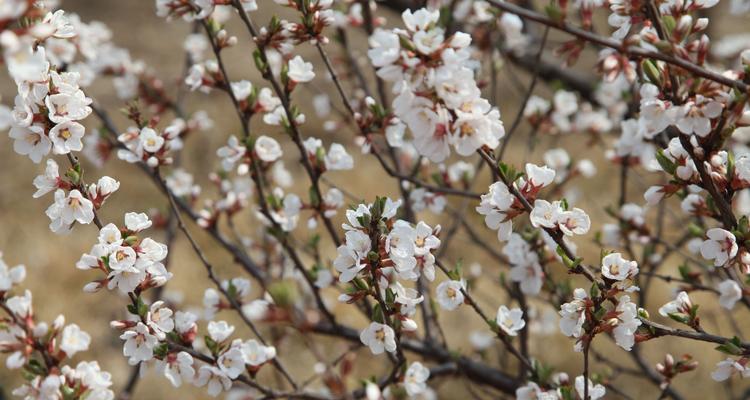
[0,1,749,398]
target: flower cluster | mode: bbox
[118,122,184,167]
[334,198,441,353]
[335,198,440,284]
[76,213,172,293]
[0,253,114,399]
[112,306,277,397]
[477,162,590,242]
[516,373,607,400]
[368,9,505,162]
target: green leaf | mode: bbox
[667,312,690,325]
[715,337,743,355]
[590,281,600,299]
[560,198,569,211]
[677,263,691,280]
[205,335,219,354]
[253,50,267,75]
[372,304,385,324]
[309,185,321,208]
[24,359,47,376]
[268,281,297,308]
[352,277,369,291]
[662,15,676,33]
[739,216,749,236]
[544,4,563,23]
[385,288,395,306]
[227,280,238,300]
[687,223,704,237]
[641,59,662,86]
[438,6,451,28]
[153,343,169,359]
[559,386,575,400]
[655,149,677,175]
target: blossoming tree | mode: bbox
[1,0,750,398]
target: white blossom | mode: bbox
[496,305,525,336]
[60,324,91,357]
[404,362,430,396]
[360,322,396,354]
[700,228,738,267]
[718,279,743,310]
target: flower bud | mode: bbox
[676,15,693,34]
[53,315,65,330]
[83,281,104,293]
[33,322,49,338]
[109,320,133,330]
[693,18,708,32]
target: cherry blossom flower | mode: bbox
[368,29,400,67]
[175,311,198,336]
[530,199,561,229]
[410,188,446,214]
[9,124,51,163]
[49,121,85,154]
[404,362,430,396]
[157,351,195,387]
[476,182,516,241]
[324,143,353,170]
[146,301,174,339]
[217,135,246,171]
[217,347,245,379]
[254,135,282,162]
[575,375,606,399]
[613,295,641,351]
[712,357,750,382]
[700,228,738,267]
[515,382,552,400]
[240,339,276,367]
[124,212,152,232]
[207,320,235,343]
[659,291,693,318]
[287,56,315,83]
[601,253,638,281]
[675,95,723,137]
[559,288,588,339]
[436,279,466,310]
[526,163,556,188]
[360,322,396,354]
[638,83,676,138]
[504,234,543,295]
[718,280,743,310]
[46,189,94,233]
[0,254,25,291]
[195,365,232,397]
[334,230,370,282]
[496,305,525,336]
[120,322,158,365]
[557,208,591,236]
[60,324,91,357]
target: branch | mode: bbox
[484,0,749,92]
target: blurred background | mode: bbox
[0,0,749,398]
